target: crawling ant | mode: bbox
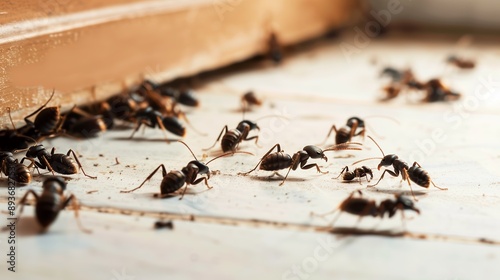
[62,106,107,138]
[16,176,90,233]
[204,120,260,153]
[417,79,461,102]
[129,107,186,139]
[241,91,262,111]
[23,144,96,179]
[380,67,418,101]
[321,117,366,145]
[447,55,475,69]
[242,143,361,186]
[21,90,65,139]
[121,141,251,199]
[140,80,199,107]
[0,108,38,152]
[353,136,447,200]
[320,116,398,145]
[0,151,33,185]
[336,166,373,184]
[313,190,420,228]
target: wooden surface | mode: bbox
[0,0,360,126]
[1,33,500,279]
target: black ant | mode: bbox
[321,117,366,145]
[140,80,199,107]
[17,176,90,233]
[129,107,186,140]
[336,166,373,184]
[120,141,251,199]
[447,55,475,69]
[0,108,38,152]
[62,106,107,138]
[203,120,259,153]
[242,143,361,186]
[269,32,283,64]
[320,116,398,145]
[0,151,33,185]
[313,190,420,228]
[23,144,96,179]
[413,79,461,102]
[353,136,447,200]
[241,91,262,111]
[21,90,65,139]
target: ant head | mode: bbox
[395,194,420,214]
[303,145,327,161]
[237,120,260,132]
[26,144,45,157]
[378,154,397,170]
[43,176,67,194]
[362,166,373,178]
[188,161,210,175]
[346,117,365,128]
[162,116,186,137]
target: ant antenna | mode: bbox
[323,142,363,152]
[350,136,385,165]
[368,136,385,156]
[205,151,253,165]
[7,107,17,130]
[175,140,198,161]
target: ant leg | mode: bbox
[349,121,359,141]
[62,194,92,234]
[301,163,328,174]
[121,164,167,193]
[318,125,338,146]
[192,177,212,189]
[243,136,261,148]
[367,169,399,188]
[178,185,189,200]
[402,169,418,201]
[202,126,228,151]
[280,153,301,186]
[66,149,97,179]
[129,121,146,139]
[175,110,207,136]
[268,172,285,179]
[243,144,282,175]
[16,190,39,221]
[155,116,172,143]
[335,166,348,179]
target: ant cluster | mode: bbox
[5,51,472,234]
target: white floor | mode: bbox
[1,33,500,280]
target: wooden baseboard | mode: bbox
[0,0,361,125]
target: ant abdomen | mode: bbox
[36,195,61,227]
[408,165,431,188]
[221,130,241,152]
[260,153,292,171]
[161,171,186,194]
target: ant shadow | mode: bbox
[365,187,428,197]
[111,136,180,143]
[319,226,407,237]
[244,174,307,183]
[2,217,45,237]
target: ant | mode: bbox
[411,79,461,102]
[62,106,107,138]
[268,32,283,64]
[121,141,252,199]
[336,166,373,184]
[313,190,420,228]
[129,107,186,140]
[21,90,65,139]
[0,151,34,185]
[0,108,38,152]
[16,176,90,233]
[320,116,398,145]
[242,143,361,186]
[241,91,262,111]
[446,55,475,69]
[140,80,199,107]
[353,136,447,200]
[203,115,287,153]
[321,117,366,145]
[23,144,96,179]
[380,67,418,101]
[203,120,260,153]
